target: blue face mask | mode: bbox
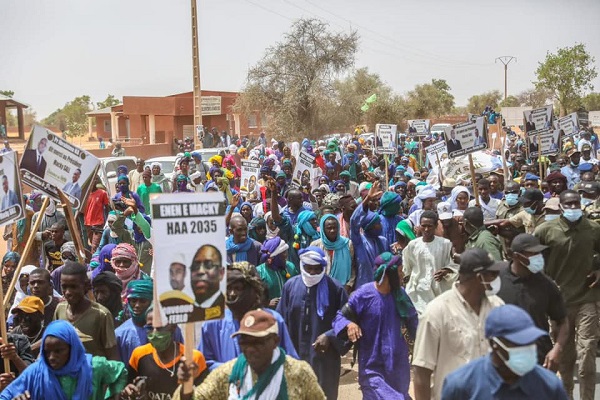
[526,254,545,274]
[524,206,536,215]
[505,193,519,207]
[562,208,583,222]
[581,198,593,207]
[493,338,537,376]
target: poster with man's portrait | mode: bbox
[0,151,25,227]
[444,117,488,158]
[240,160,259,196]
[19,125,100,211]
[523,105,554,134]
[407,119,430,135]
[152,192,227,324]
[553,112,579,136]
[527,128,561,158]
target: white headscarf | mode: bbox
[9,265,38,314]
[264,212,280,239]
[449,185,470,211]
[413,186,436,209]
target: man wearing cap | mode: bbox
[561,147,581,189]
[522,173,540,190]
[413,248,505,400]
[534,190,600,399]
[403,210,457,315]
[580,181,600,222]
[277,247,348,399]
[580,143,598,164]
[440,178,456,202]
[10,296,46,357]
[136,169,162,212]
[333,252,418,400]
[177,309,325,400]
[496,234,568,371]
[499,189,546,235]
[441,304,568,399]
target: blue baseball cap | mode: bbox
[524,172,539,181]
[578,163,593,172]
[485,305,548,345]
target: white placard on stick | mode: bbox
[0,151,25,227]
[376,124,398,155]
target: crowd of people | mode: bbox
[1,124,599,399]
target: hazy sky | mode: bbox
[2,0,600,119]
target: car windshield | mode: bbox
[105,159,136,175]
[156,161,175,174]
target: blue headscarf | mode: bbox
[92,244,117,279]
[298,246,329,319]
[319,215,352,285]
[3,320,93,399]
[295,210,319,240]
[2,251,20,266]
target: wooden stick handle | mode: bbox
[0,274,12,373]
[468,154,480,207]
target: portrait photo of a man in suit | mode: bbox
[447,129,462,153]
[20,137,48,178]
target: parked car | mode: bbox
[430,123,452,136]
[145,155,211,182]
[98,156,137,197]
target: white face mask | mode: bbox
[493,337,538,376]
[480,275,501,296]
[526,254,545,274]
[45,199,56,216]
[544,214,559,221]
[300,266,325,287]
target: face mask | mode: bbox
[493,337,537,376]
[562,208,583,222]
[524,206,536,215]
[300,266,325,287]
[505,193,519,207]
[480,275,501,296]
[544,214,559,221]
[45,200,56,216]
[147,330,172,352]
[526,254,544,274]
[581,198,593,207]
[570,161,579,167]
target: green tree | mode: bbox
[499,95,520,107]
[0,90,14,98]
[466,90,502,114]
[581,92,600,111]
[404,79,455,118]
[42,95,92,137]
[96,94,120,110]
[234,18,358,140]
[534,43,598,116]
[515,87,553,108]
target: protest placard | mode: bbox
[553,112,579,136]
[444,117,488,158]
[425,141,449,169]
[0,151,25,227]
[407,119,430,135]
[527,128,560,158]
[523,105,554,134]
[152,192,227,324]
[240,160,259,196]
[426,152,496,188]
[291,150,316,188]
[375,124,398,154]
[19,125,100,211]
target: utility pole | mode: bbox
[191,0,203,148]
[495,56,516,100]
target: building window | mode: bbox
[247,114,258,129]
[104,120,111,133]
[260,112,268,128]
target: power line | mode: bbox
[495,56,517,99]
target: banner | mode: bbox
[240,160,259,196]
[19,125,100,211]
[553,112,579,136]
[292,150,316,188]
[427,151,497,188]
[444,117,488,158]
[407,119,430,135]
[152,192,227,324]
[375,124,397,155]
[425,141,449,169]
[0,151,25,227]
[523,105,553,134]
[527,128,561,158]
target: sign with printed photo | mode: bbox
[523,105,554,134]
[444,117,488,158]
[553,112,579,136]
[152,192,227,324]
[527,128,561,158]
[407,119,430,135]
[240,160,260,196]
[19,125,100,211]
[0,151,25,227]
[375,124,398,154]
[425,141,449,169]
[291,150,316,188]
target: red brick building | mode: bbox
[86,90,267,145]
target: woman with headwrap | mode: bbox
[449,185,470,216]
[2,251,20,302]
[151,162,171,193]
[333,252,417,400]
[263,211,280,240]
[217,176,237,208]
[394,220,416,252]
[378,191,403,246]
[0,320,128,400]
[350,182,389,287]
[111,243,150,300]
[92,271,123,326]
[256,237,298,305]
[276,246,349,400]
[248,217,267,243]
[238,202,254,224]
[281,146,296,170]
[310,215,355,290]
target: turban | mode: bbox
[176,174,188,183]
[373,252,415,320]
[2,251,20,266]
[117,174,129,183]
[379,191,402,217]
[323,193,340,208]
[60,241,76,257]
[298,246,329,318]
[150,162,161,169]
[209,155,222,166]
[117,165,129,174]
[276,171,286,179]
[449,185,470,211]
[362,211,381,231]
[228,262,264,298]
[111,243,140,294]
[126,279,153,300]
[260,237,289,264]
[298,247,327,267]
[191,151,202,160]
[396,220,416,242]
[92,271,122,294]
[259,166,271,175]
[339,171,351,179]
[545,171,567,183]
[414,186,437,209]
